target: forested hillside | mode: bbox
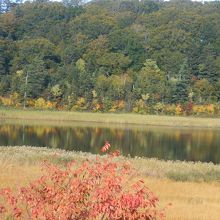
[0,0,220,115]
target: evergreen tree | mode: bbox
[172,59,191,103]
[0,44,6,76]
[134,59,167,103]
[22,59,47,99]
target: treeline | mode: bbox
[0,0,220,115]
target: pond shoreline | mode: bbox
[1,109,220,128]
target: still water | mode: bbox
[0,120,220,163]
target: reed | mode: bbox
[1,146,220,182]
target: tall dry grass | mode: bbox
[1,146,220,182]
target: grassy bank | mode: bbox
[1,146,220,220]
[1,109,220,128]
[1,146,220,182]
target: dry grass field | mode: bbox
[146,178,220,220]
[0,147,220,220]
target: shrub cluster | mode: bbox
[1,94,220,117]
[0,144,165,219]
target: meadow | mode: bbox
[1,109,220,128]
[1,146,220,220]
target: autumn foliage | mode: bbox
[0,144,165,220]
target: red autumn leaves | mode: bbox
[0,144,165,220]
[101,141,120,157]
[101,141,111,153]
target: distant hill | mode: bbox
[0,0,220,112]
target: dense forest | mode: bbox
[0,0,220,115]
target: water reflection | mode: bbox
[0,121,220,163]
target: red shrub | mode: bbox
[0,148,165,219]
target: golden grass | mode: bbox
[0,163,42,189]
[145,178,220,220]
[1,108,220,128]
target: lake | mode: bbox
[0,120,220,163]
